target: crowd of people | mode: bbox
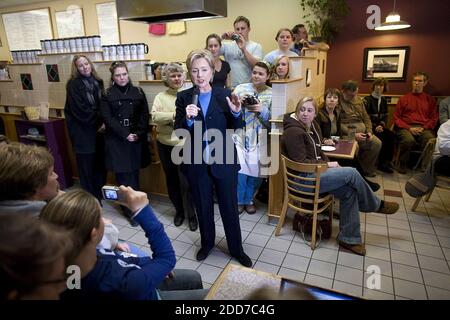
[0,15,448,300]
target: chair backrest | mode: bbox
[281,155,328,213]
[415,138,437,170]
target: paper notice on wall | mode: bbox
[2,8,53,50]
[96,2,120,45]
[55,8,85,38]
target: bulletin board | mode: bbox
[1,8,53,50]
[96,2,120,45]
[55,7,85,38]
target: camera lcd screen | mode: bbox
[279,278,357,300]
[104,189,118,200]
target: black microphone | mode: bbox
[192,86,200,106]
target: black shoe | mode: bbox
[174,214,185,227]
[378,163,394,173]
[364,177,380,192]
[188,216,198,231]
[196,247,211,261]
[397,166,407,174]
[233,252,252,267]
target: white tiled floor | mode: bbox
[100,170,450,300]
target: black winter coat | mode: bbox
[64,77,104,154]
[363,95,389,128]
[101,84,149,173]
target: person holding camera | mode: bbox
[220,16,263,88]
[40,187,208,300]
[151,63,198,231]
[174,49,252,267]
[101,61,150,226]
[232,61,272,214]
[263,28,299,67]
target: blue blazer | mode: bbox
[174,86,243,179]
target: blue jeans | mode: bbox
[237,173,262,205]
[319,167,381,244]
[157,269,209,300]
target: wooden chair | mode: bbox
[275,155,334,249]
[409,138,447,211]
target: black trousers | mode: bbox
[115,170,140,217]
[374,128,396,164]
[435,156,450,177]
[75,152,106,202]
[115,170,140,190]
[157,142,196,219]
[186,166,244,257]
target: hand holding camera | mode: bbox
[102,185,149,213]
[241,94,261,113]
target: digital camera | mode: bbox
[231,34,240,41]
[242,94,259,106]
[101,185,123,202]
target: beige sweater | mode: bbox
[151,88,183,146]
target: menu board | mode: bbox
[55,8,85,38]
[96,2,120,45]
[2,8,53,50]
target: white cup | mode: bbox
[11,51,18,63]
[109,45,117,61]
[57,39,64,53]
[82,37,89,52]
[50,40,58,53]
[44,40,52,54]
[69,38,76,52]
[137,43,148,60]
[27,51,34,63]
[93,36,101,51]
[88,37,95,51]
[75,37,83,52]
[124,45,131,60]
[102,46,110,61]
[130,44,137,60]
[117,45,124,60]
[63,39,70,53]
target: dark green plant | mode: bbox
[300,0,350,43]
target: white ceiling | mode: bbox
[0,0,54,9]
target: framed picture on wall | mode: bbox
[363,46,410,81]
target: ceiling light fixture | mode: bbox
[375,0,411,31]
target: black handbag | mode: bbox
[293,212,332,244]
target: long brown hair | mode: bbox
[70,54,102,82]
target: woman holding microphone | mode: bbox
[174,49,251,267]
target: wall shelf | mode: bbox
[8,63,43,66]
[37,51,103,56]
[93,59,150,63]
[0,79,13,82]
